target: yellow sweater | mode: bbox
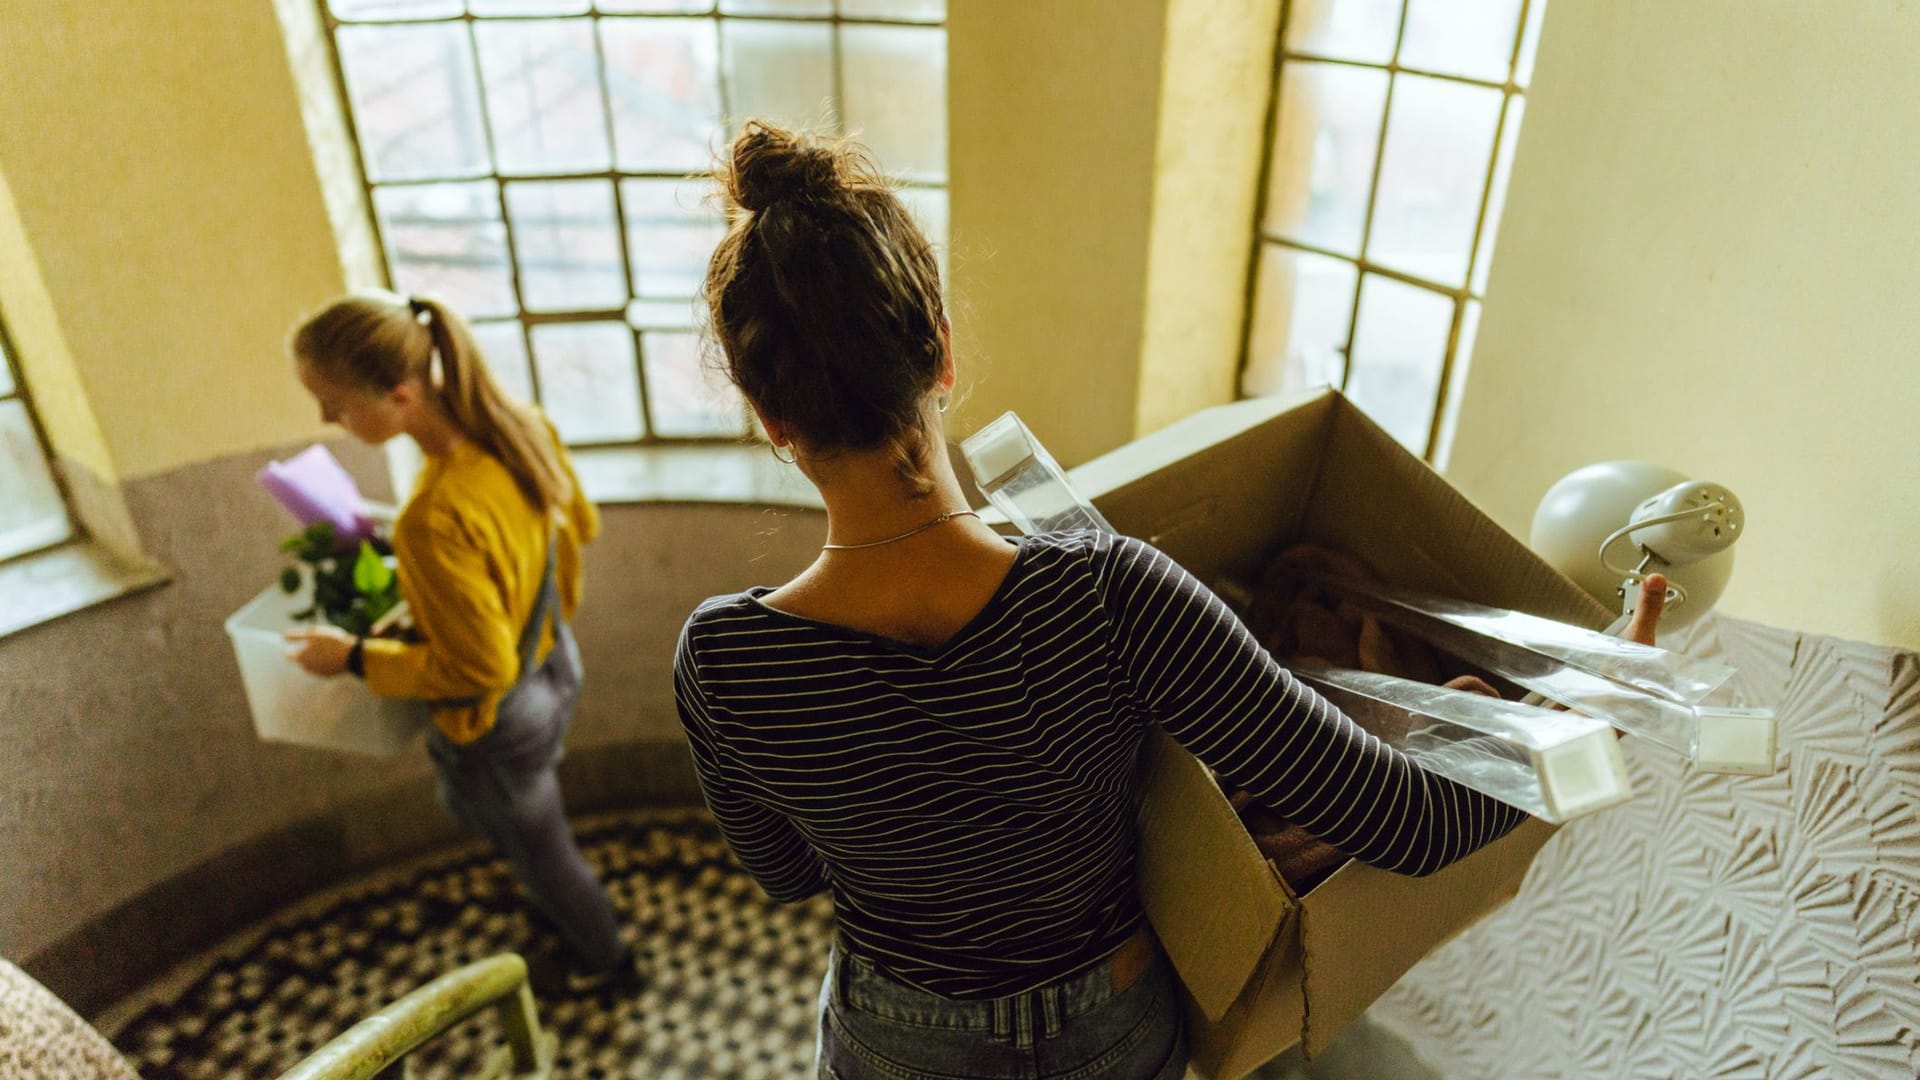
[362,432,598,744]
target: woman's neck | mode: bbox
[406,403,469,457]
[811,448,977,550]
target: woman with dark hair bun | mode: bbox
[675,121,1533,1079]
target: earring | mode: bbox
[937,395,951,415]
[771,443,797,465]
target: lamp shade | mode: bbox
[1530,461,1735,628]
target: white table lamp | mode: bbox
[1530,462,1745,629]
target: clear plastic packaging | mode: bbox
[1298,573,1777,774]
[960,412,1115,535]
[1293,665,1635,824]
[1306,574,1735,705]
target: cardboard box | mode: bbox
[1072,390,1611,1077]
[226,579,425,758]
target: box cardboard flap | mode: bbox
[1136,729,1295,1023]
[1298,818,1558,1056]
[1303,399,1611,629]
[1079,392,1336,586]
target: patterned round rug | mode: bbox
[105,808,835,1079]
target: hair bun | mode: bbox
[725,121,844,212]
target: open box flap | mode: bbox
[1078,392,1336,586]
[1297,818,1558,1057]
[1136,729,1295,1023]
[1304,398,1612,629]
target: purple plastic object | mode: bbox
[257,445,374,548]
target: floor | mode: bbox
[98,807,1441,1079]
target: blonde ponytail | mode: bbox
[294,293,573,514]
[410,297,572,514]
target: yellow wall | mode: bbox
[1135,0,1283,437]
[0,4,346,481]
[948,0,1277,465]
[947,0,1168,466]
[1447,0,1920,649]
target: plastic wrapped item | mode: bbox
[1293,665,1634,824]
[226,575,425,757]
[1298,573,1777,774]
[1304,574,1735,705]
[960,412,1115,535]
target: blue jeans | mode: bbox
[817,938,1188,1079]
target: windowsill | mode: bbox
[569,442,825,510]
[0,541,171,640]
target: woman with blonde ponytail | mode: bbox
[284,292,636,995]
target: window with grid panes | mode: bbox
[322,0,948,448]
[0,318,76,562]
[1243,0,1545,462]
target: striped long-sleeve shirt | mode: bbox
[673,530,1525,997]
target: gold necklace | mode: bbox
[821,510,980,551]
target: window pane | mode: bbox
[622,179,726,298]
[337,24,491,182]
[898,185,949,283]
[0,400,72,561]
[374,182,519,318]
[1400,0,1523,83]
[1471,96,1524,296]
[474,20,612,174]
[530,323,645,442]
[839,0,945,21]
[330,0,461,20]
[720,0,832,14]
[1242,245,1357,399]
[840,25,947,182]
[1515,0,1548,87]
[627,297,701,329]
[599,0,712,11]
[644,331,742,436]
[1346,274,1453,454]
[720,20,835,132]
[601,19,724,171]
[1284,0,1402,65]
[505,180,628,311]
[1366,74,1502,288]
[471,0,591,13]
[469,320,536,404]
[1265,62,1387,258]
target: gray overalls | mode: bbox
[424,536,625,971]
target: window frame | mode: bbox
[0,311,79,566]
[1240,0,1540,463]
[314,0,949,451]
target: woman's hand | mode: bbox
[285,626,356,677]
[1621,573,1667,646]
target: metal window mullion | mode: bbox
[587,18,657,441]
[1424,0,1535,461]
[319,2,400,291]
[1339,0,1414,394]
[0,313,82,559]
[1260,235,1469,301]
[1282,51,1515,94]
[335,11,938,29]
[463,18,549,409]
[829,18,848,135]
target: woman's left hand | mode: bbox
[285,626,356,677]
